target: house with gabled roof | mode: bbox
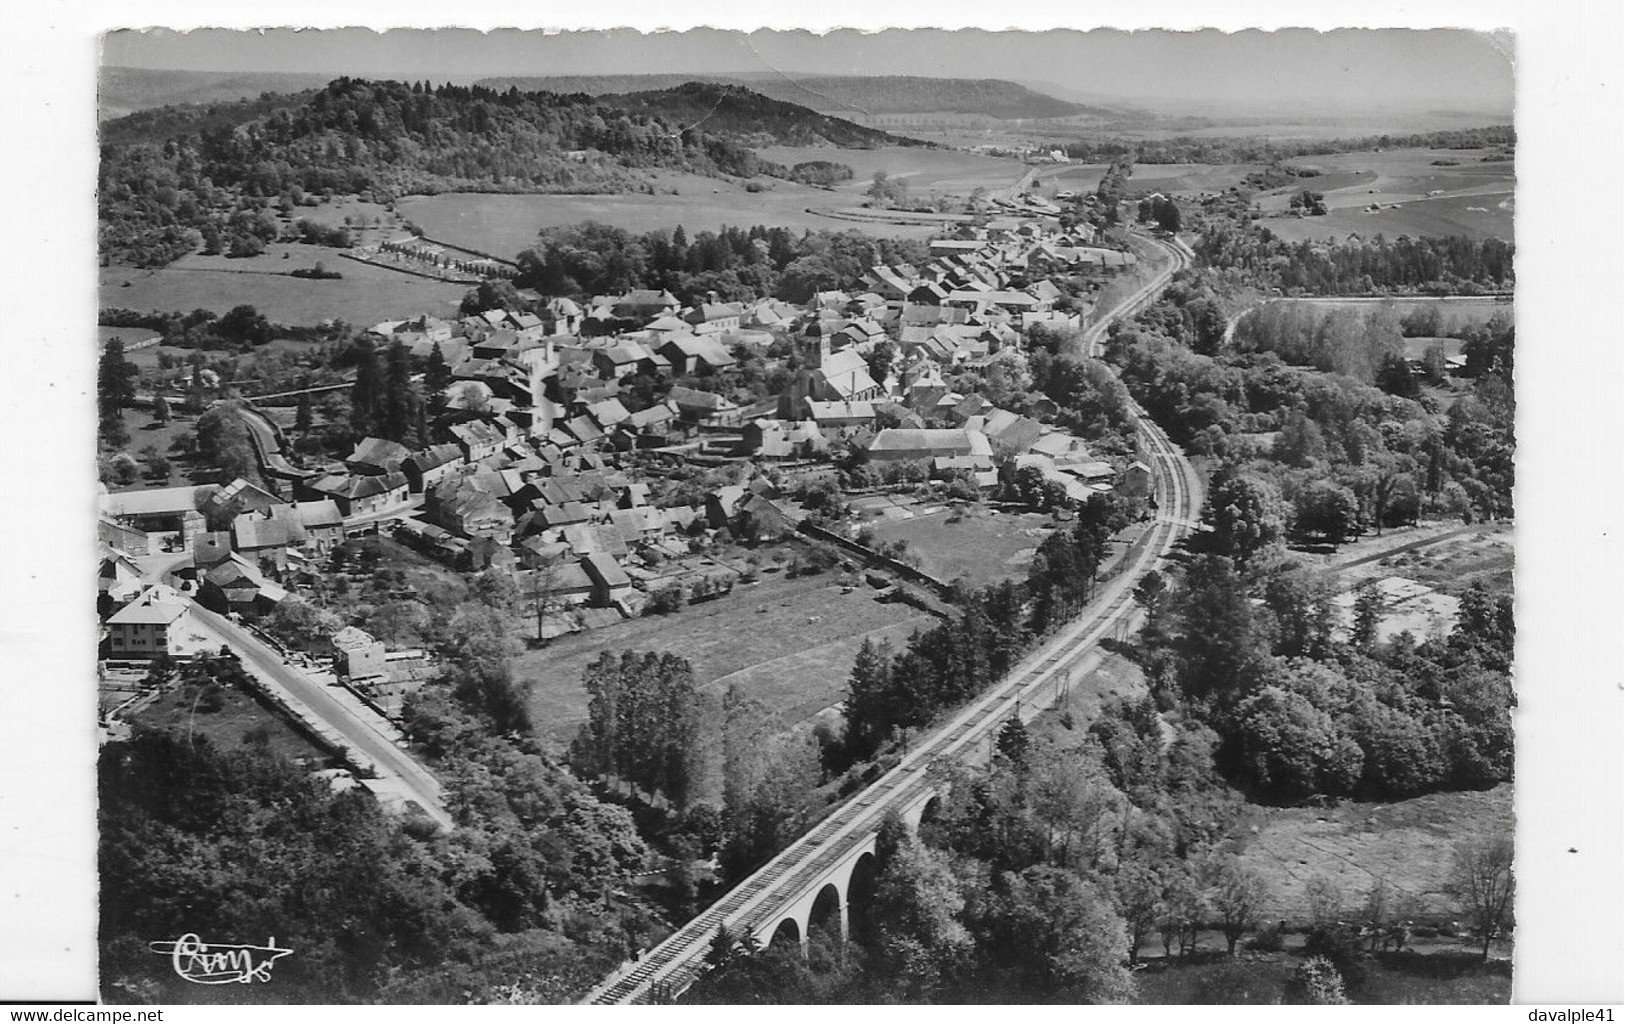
[199,477,284,524]
[704,485,749,529]
[614,289,680,320]
[425,465,512,539]
[107,585,209,660]
[98,544,145,609]
[667,386,742,426]
[867,428,993,463]
[231,511,302,570]
[346,436,413,476]
[449,419,507,462]
[981,409,1048,455]
[540,297,583,335]
[685,300,746,334]
[587,398,631,430]
[296,472,409,518]
[201,554,288,617]
[402,444,467,494]
[659,335,736,375]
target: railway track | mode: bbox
[587,231,1199,1006]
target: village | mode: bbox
[94,200,1168,777]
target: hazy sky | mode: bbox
[102,27,1513,113]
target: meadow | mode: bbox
[101,241,469,326]
[398,167,944,260]
[1133,951,1511,1004]
[858,501,1056,584]
[1233,783,1515,923]
[129,674,332,766]
[1254,148,1513,243]
[754,144,1029,197]
[1265,295,1512,329]
[516,569,936,745]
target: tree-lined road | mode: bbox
[189,604,452,830]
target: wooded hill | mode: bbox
[477,73,1103,120]
[98,77,875,267]
[603,81,915,148]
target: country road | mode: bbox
[586,229,1201,1005]
[188,603,452,830]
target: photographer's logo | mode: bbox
[148,933,293,984]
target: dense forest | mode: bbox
[509,221,931,305]
[477,74,1102,120]
[98,78,865,267]
[605,81,911,148]
[1196,225,1514,295]
[1058,125,1515,166]
[102,566,679,1004]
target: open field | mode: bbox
[1254,148,1513,242]
[1260,194,1513,245]
[1333,522,1514,599]
[516,568,936,745]
[102,241,469,326]
[106,406,204,485]
[859,501,1056,584]
[287,196,410,248]
[97,326,160,350]
[1234,783,1514,922]
[398,168,944,259]
[1033,161,1264,197]
[1264,295,1512,331]
[755,144,1029,198]
[129,675,333,765]
[1133,951,1511,1004]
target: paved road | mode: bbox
[189,603,452,829]
[586,231,1201,1006]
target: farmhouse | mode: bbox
[449,419,507,462]
[867,428,993,463]
[402,444,467,494]
[297,472,410,518]
[346,436,413,476]
[107,585,208,660]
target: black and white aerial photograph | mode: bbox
[0,2,1620,1014]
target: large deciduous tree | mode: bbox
[1201,470,1286,565]
[1445,836,1515,960]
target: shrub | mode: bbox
[646,586,686,615]
[1284,956,1350,1004]
[1301,925,1368,992]
[1248,923,1285,952]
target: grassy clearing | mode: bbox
[130,675,333,765]
[398,169,940,260]
[1132,951,1511,1004]
[860,503,1056,584]
[755,145,1028,197]
[1266,295,1512,330]
[516,568,936,745]
[1259,194,1513,244]
[1253,148,1514,243]
[1352,524,1515,599]
[1232,783,1514,922]
[102,241,469,326]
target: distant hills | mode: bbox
[476,73,1108,121]
[604,81,915,148]
[97,76,926,267]
[102,67,1105,124]
[98,67,341,121]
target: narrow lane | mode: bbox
[189,603,452,829]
